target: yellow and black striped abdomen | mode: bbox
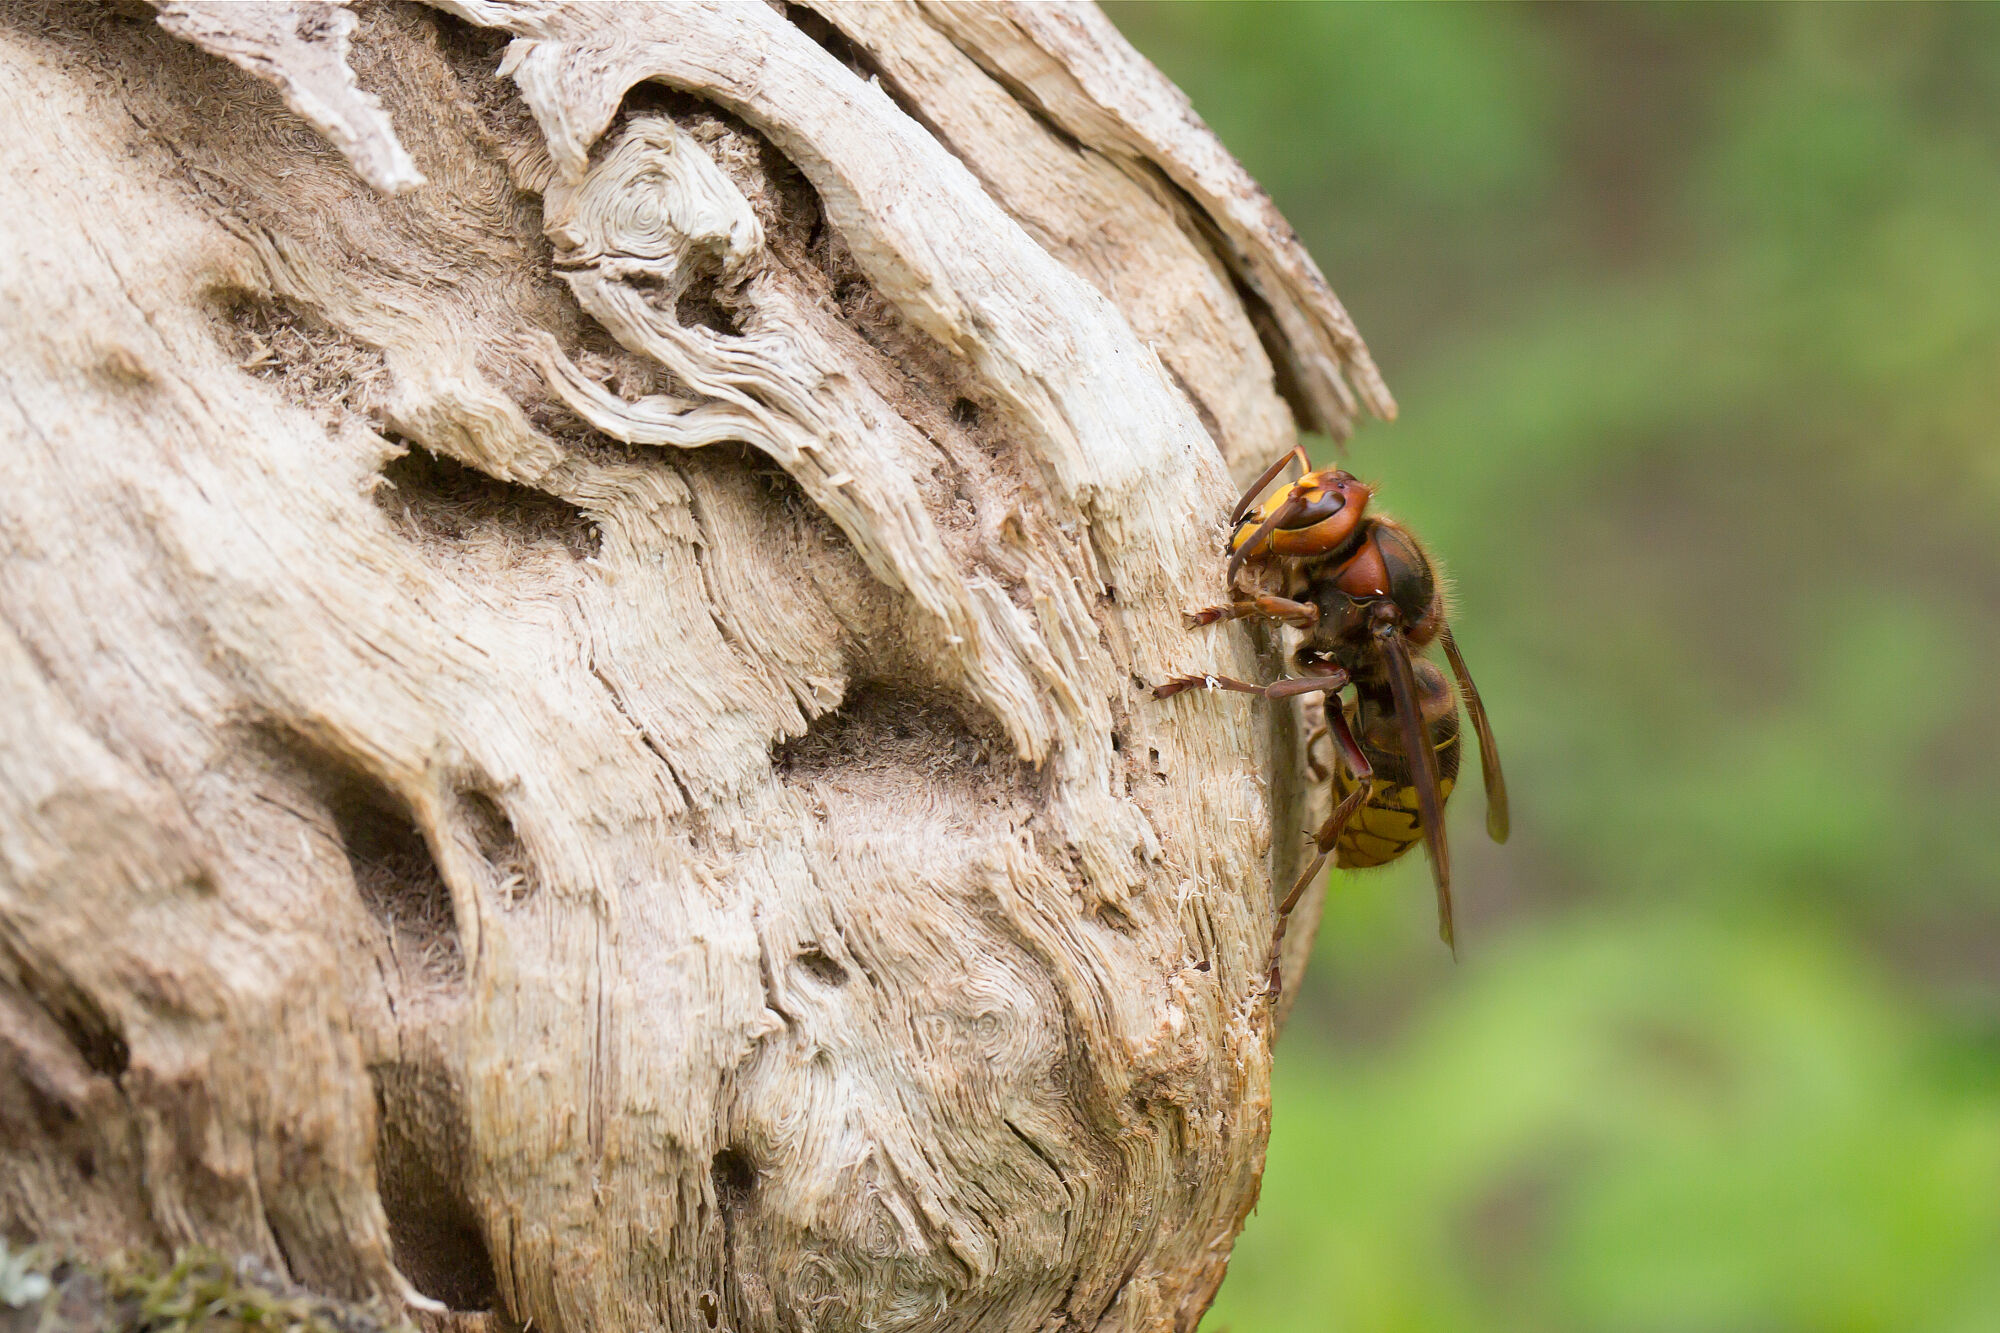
[1332,714,1461,870]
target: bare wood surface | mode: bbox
[915,1,1396,436]
[0,3,1386,1330]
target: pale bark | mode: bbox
[0,3,1389,1331]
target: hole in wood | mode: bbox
[782,4,870,74]
[378,440,600,562]
[371,1064,498,1313]
[672,254,744,338]
[774,682,1012,783]
[426,4,513,88]
[461,789,536,907]
[1093,902,1137,937]
[711,1146,757,1212]
[326,766,464,990]
[794,948,849,987]
[0,939,131,1081]
[209,288,387,414]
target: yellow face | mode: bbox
[1228,468,1373,557]
[1229,478,1303,553]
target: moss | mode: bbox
[1,1244,415,1333]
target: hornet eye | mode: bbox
[1280,489,1348,529]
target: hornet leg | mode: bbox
[1182,594,1320,631]
[1152,667,1347,702]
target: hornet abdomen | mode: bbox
[1332,675,1463,870]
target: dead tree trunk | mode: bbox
[0,3,1390,1329]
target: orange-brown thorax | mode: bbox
[1332,535,1390,598]
[1331,522,1444,654]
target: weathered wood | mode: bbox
[0,3,1387,1330]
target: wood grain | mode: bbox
[0,4,1387,1329]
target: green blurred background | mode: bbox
[1105,5,2000,1330]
